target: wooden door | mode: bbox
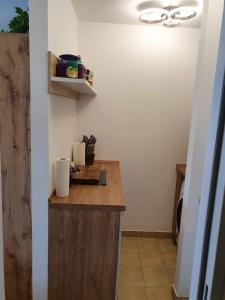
[0,33,32,300]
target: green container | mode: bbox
[65,60,79,78]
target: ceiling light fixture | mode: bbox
[139,5,197,28]
[139,8,168,24]
[171,7,197,20]
[163,18,181,28]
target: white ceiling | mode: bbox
[72,0,203,28]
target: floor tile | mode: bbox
[120,252,141,267]
[118,287,148,300]
[138,238,160,252]
[158,239,177,254]
[163,253,177,268]
[167,268,176,282]
[120,267,145,287]
[140,251,166,268]
[121,238,139,253]
[146,288,173,300]
[143,268,171,288]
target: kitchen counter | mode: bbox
[49,160,126,211]
[49,160,125,299]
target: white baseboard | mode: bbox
[171,284,189,300]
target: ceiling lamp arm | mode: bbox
[139,8,169,24]
[171,7,197,20]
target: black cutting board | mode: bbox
[70,166,106,186]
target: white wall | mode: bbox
[29,0,49,299]
[48,0,79,195]
[174,0,224,296]
[48,0,79,56]
[78,22,199,232]
[29,1,80,299]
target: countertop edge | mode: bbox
[49,202,126,211]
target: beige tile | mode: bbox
[158,239,177,254]
[118,287,148,300]
[121,238,139,253]
[140,251,166,268]
[163,253,177,268]
[146,288,173,300]
[143,268,171,288]
[120,252,141,267]
[167,268,176,282]
[138,238,160,252]
[120,267,145,287]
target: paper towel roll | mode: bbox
[72,142,85,166]
[55,158,70,197]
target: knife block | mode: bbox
[85,153,95,166]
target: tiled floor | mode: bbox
[118,237,177,300]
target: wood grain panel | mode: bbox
[48,208,78,299]
[0,33,32,299]
[49,208,120,300]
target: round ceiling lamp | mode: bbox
[139,8,168,24]
[171,7,197,20]
[138,4,198,27]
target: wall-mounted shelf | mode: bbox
[48,51,97,100]
[51,76,96,96]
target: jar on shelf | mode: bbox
[66,60,78,78]
[78,63,87,79]
[56,61,67,77]
[59,54,80,78]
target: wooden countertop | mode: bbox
[49,160,126,211]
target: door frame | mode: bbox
[197,72,225,299]
[189,6,225,298]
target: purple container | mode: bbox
[78,64,87,79]
[56,61,67,77]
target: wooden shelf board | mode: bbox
[51,76,97,96]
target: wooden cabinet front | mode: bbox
[48,207,121,300]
